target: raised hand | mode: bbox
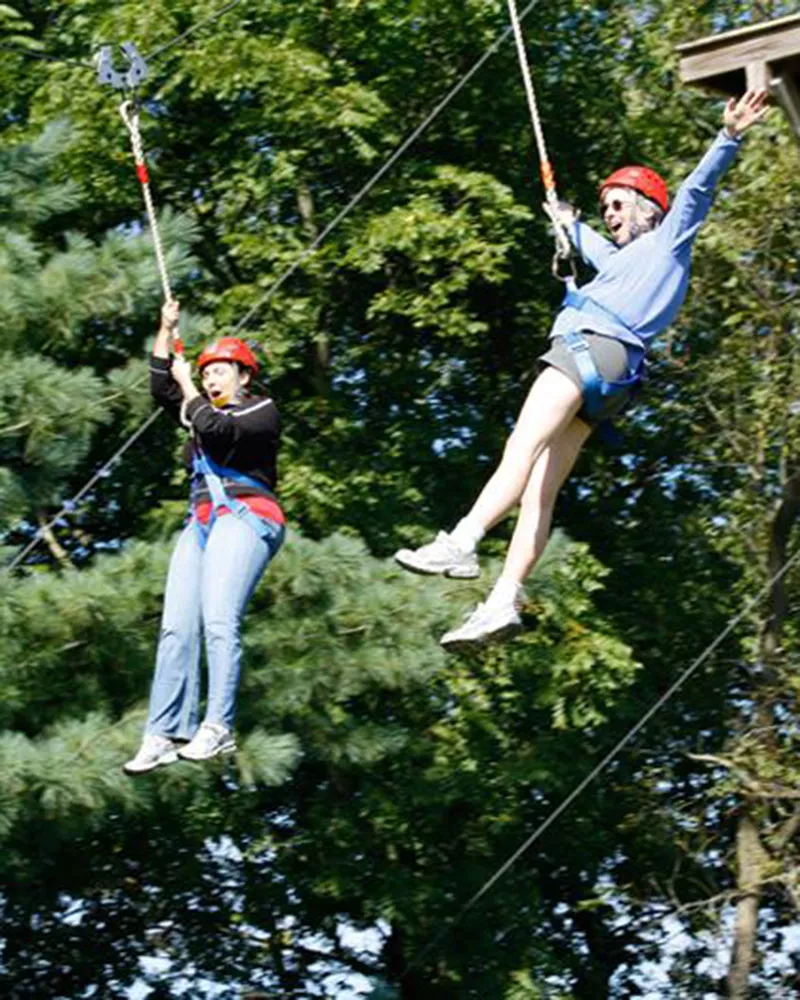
[723,88,770,138]
[542,200,579,229]
[171,354,193,390]
[160,299,180,333]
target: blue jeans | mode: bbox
[146,513,284,737]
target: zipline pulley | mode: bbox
[95,42,148,92]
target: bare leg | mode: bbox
[502,415,592,585]
[466,366,583,533]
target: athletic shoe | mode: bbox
[440,601,522,651]
[177,722,236,762]
[394,531,480,579]
[123,734,180,776]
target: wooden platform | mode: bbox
[677,14,800,138]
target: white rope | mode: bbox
[119,100,174,306]
[506,0,571,260]
[5,408,162,571]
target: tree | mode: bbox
[0,531,642,999]
[0,121,199,562]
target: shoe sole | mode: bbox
[177,744,237,762]
[122,751,179,776]
[440,621,522,654]
[394,553,479,579]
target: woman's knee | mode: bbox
[501,426,543,471]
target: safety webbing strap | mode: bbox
[562,331,644,422]
[191,449,278,547]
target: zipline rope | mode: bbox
[0,42,93,69]
[0,0,247,75]
[505,0,571,260]
[5,409,162,572]
[229,0,547,334]
[144,0,248,62]
[401,545,800,977]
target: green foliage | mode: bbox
[0,529,639,997]
[1,0,798,996]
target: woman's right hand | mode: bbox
[160,299,180,334]
[543,200,578,229]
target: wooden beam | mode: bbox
[772,71,800,139]
[677,14,800,83]
[677,15,800,144]
[746,60,770,91]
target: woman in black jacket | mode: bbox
[124,301,285,774]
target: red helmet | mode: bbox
[197,337,259,374]
[599,166,669,213]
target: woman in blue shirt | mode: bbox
[395,89,769,650]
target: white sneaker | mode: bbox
[440,601,522,651]
[123,734,180,775]
[394,531,480,579]
[177,722,236,762]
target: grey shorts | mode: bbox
[539,333,636,425]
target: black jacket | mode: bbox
[149,355,280,500]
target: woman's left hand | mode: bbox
[723,88,770,138]
[171,355,195,394]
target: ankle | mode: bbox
[486,575,523,610]
[450,516,485,555]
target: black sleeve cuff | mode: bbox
[185,396,214,421]
[149,354,173,372]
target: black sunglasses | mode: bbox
[601,197,632,213]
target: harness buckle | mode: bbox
[95,42,148,92]
[563,331,590,353]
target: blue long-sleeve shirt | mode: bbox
[549,129,743,358]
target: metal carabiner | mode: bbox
[551,250,578,284]
[95,42,148,92]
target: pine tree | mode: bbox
[0,124,198,561]
[0,530,640,999]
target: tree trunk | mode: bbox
[37,514,71,569]
[727,811,769,999]
[296,180,331,395]
[727,470,800,997]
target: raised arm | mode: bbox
[150,300,185,422]
[663,88,769,252]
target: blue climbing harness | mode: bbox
[561,287,645,422]
[191,447,281,549]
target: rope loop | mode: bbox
[551,250,578,284]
